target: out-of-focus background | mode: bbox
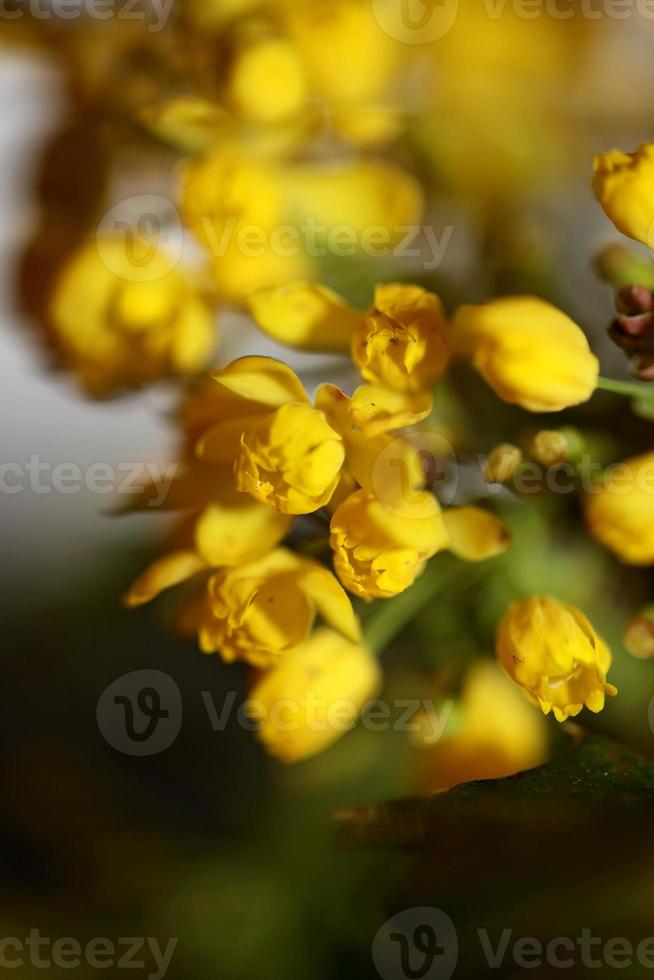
[4,5,654,978]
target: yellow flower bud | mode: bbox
[249,628,381,763]
[530,430,569,467]
[624,609,654,660]
[352,284,450,393]
[236,402,345,515]
[453,296,599,412]
[496,596,617,722]
[593,144,654,247]
[199,549,361,667]
[484,443,522,484]
[585,452,654,565]
[50,238,216,393]
[330,489,449,600]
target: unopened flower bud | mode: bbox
[624,608,654,659]
[530,430,569,468]
[484,443,522,484]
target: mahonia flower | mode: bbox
[593,144,654,247]
[352,284,451,393]
[49,237,216,393]
[452,296,599,412]
[197,549,361,668]
[585,451,654,565]
[330,488,450,600]
[248,628,381,763]
[496,596,617,722]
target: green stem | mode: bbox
[363,558,470,656]
[597,377,654,401]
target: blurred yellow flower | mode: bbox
[181,149,422,303]
[198,549,361,667]
[453,296,599,412]
[227,37,307,125]
[249,628,381,763]
[585,452,654,565]
[593,144,654,247]
[484,443,523,485]
[330,488,449,600]
[415,662,548,791]
[496,596,617,723]
[50,237,216,393]
[352,284,450,393]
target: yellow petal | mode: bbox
[298,564,362,642]
[123,550,206,608]
[443,507,511,562]
[195,498,292,567]
[212,356,308,407]
[349,385,433,436]
[247,281,363,352]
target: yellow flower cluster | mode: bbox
[124,281,519,760]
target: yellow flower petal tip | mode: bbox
[123,551,207,609]
[248,628,381,763]
[452,296,599,412]
[352,284,450,393]
[593,144,654,246]
[496,596,617,723]
[247,282,363,352]
[443,507,511,562]
[585,451,654,565]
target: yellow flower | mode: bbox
[198,549,361,668]
[227,37,307,124]
[496,596,617,722]
[49,237,216,393]
[593,144,654,247]
[201,357,344,515]
[248,628,381,763]
[585,452,654,565]
[484,443,523,485]
[453,296,599,412]
[352,284,451,393]
[236,402,345,515]
[330,489,449,600]
[414,662,548,791]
